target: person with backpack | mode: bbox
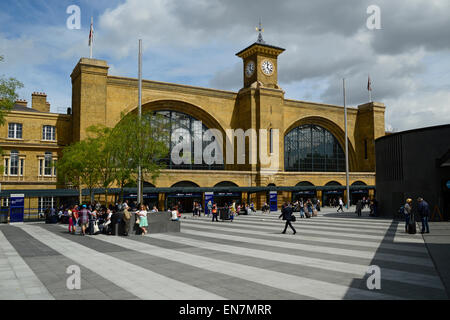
[403,198,413,233]
[417,197,430,234]
[279,202,296,234]
[211,204,219,222]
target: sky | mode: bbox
[0,0,449,132]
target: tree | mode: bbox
[0,55,24,125]
[85,125,116,204]
[109,111,170,202]
[57,138,102,204]
[0,55,24,173]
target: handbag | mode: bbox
[290,215,296,222]
[93,221,99,233]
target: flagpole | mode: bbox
[137,39,143,205]
[343,78,350,209]
[89,17,93,59]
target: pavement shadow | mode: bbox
[341,219,449,299]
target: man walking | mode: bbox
[279,202,296,235]
[337,197,344,213]
[417,197,430,234]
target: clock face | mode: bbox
[245,61,255,77]
[261,60,274,75]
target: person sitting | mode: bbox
[171,206,179,221]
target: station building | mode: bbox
[0,35,386,216]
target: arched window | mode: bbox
[284,124,345,172]
[151,110,224,170]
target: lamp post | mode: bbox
[343,78,350,209]
[137,39,143,205]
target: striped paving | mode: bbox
[0,210,448,300]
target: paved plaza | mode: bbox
[0,208,449,300]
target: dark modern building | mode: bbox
[375,124,450,220]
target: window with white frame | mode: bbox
[39,197,54,213]
[4,158,9,175]
[8,123,22,139]
[1,198,9,207]
[9,151,19,175]
[44,152,52,176]
[42,125,56,141]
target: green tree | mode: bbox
[0,55,24,125]
[85,125,116,204]
[110,111,170,202]
[57,138,102,204]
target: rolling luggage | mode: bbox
[408,221,416,234]
[408,214,416,234]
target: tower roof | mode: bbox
[235,42,285,58]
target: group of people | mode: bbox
[292,198,320,217]
[277,201,320,234]
[402,197,431,234]
[46,201,164,236]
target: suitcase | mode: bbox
[408,222,416,234]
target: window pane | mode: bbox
[284,124,345,172]
[10,151,18,175]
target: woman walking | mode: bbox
[137,204,148,235]
[404,198,412,233]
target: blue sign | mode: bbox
[204,192,214,214]
[10,194,25,223]
[447,180,450,189]
[269,191,278,212]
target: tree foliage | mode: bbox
[0,55,24,125]
[57,111,170,203]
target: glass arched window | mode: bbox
[284,124,345,172]
[152,110,224,170]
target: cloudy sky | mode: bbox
[1,0,449,131]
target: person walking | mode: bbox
[137,204,149,235]
[78,204,90,236]
[356,199,363,217]
[279,202,296,234]
[404,198,412,233]
[417,197,430,234]
[337,197,344,213]
[122,205,131,236]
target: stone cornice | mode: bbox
[284,99,359,113]
[107,76,238,100]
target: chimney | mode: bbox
[31,92,50,112]
[15,99,28,107]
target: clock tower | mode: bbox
[236,23,285,89]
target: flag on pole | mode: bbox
[367,74,372,102]
[88,17,94,58]
[88,17,94,46]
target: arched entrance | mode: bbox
[323,181,343,207]
[166,181,202,213]
[350,181,368,206]
[292,181,316,203]
[213,181,241,207]
[121,181,158,208]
